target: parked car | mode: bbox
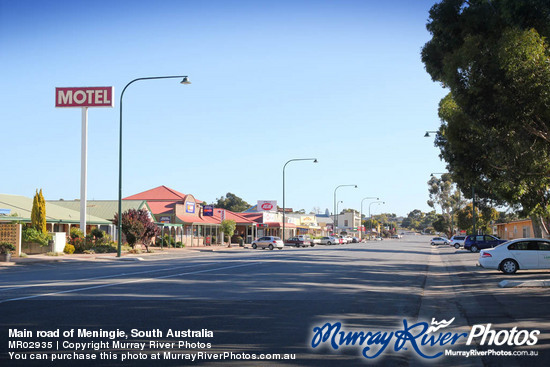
[478,238,550,274]
[285,237,313,248]
[339,236,349,244]
[351,237,360,243]
[430,237,449,246]
[319,236,337,245]
[464,234,507,252]
[449,235,466,249]
[252,236,284,250]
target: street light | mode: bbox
[282,158,318,242]
[333,184,357,235]
[360,197,379,241]
[368,201,385,239]
[424,130,438,137]
[117,75,190,257]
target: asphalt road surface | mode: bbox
[1,235,549,366]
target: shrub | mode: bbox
[91,228,104,239]
[0,242,16,254]
[22,227,51,247]
[63,244,75,254]
[70,227,84,239]
[92,244,116,253]
[156,235,175,247]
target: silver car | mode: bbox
[252,236,284,250]
[319,236,337,245]
[430,237,449,246]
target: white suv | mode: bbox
[449,235,466,249]
[252,236,284,250]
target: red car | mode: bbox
[284,237,313,248]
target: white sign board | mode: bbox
[257,200,277,212]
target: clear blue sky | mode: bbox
[1,0,448,217]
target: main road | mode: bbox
[1,235,549,366]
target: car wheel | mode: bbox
[252,243,257,249]
[431,242,435,246]
[327,242,332,245]
[311,244,315,247]
[454,243,460,249]
[500,259,518,274]
[268,244,274,250]
[470,245,479,253]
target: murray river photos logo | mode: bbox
[310,318,540,360]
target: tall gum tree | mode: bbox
[421,0,550,237]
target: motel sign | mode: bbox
[56,86,115,232]
[56,87,114,108]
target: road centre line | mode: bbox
[0,262,262,303]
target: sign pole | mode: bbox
[56,86,114,236]
[80,107,88,233]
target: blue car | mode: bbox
[464,234,507,253]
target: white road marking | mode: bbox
[0,262,261,303]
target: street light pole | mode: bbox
[282,158,317,242]
[333,184,357,235]
[360,197,379,241]
[117,75,191,257]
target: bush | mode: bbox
[92,244,116,253]
[63,244,75,254]
[0,242,16,254]
[91,228,104,239]
[175,241,184,248]
[70,227,84,239]
[22,227,51,247]
[156,235,175,247]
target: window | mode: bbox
[508,241,537,251]
[344,220,349,227]
[538,242,550,251]
[523,226,531,237]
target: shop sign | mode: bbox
[258,200,277,212]
[203,205,214,216]
[186,202,195,214]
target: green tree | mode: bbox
[427,174,465,237]
[220,219,236,247]
[214,193,251,212]
[31,189,47,234]
[422,0,550,237]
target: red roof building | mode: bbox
[123,186,256,246]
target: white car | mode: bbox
[478,238,550,274]
[251,236,284,250]
[449,235,466,249]
[319,236,337,245]
[430,237,449,246]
